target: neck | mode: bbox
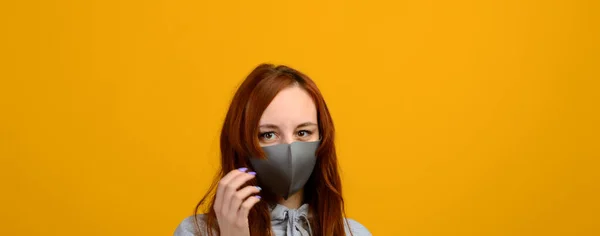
[278,188,304,209]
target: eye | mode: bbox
[297,130,312,137]
[259,131,277,141]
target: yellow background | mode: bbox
[1,0,599,235]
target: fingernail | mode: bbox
[256,195,261,199]
[255,186,262,191]
[248,171,256,175]
[238,167,248,172]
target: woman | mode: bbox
[174,64,371,236]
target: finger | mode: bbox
[214,168,247,214]
[228,185,261,215]
[215,169,247,213]
[236,196,261,227]
[222,172,256,215]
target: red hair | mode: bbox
[194,64,349,236]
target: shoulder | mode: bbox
[344,218,372,236]
[174,214,215,236]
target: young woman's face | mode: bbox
[258,85,320,146]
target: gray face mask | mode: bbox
[249,140,320,200]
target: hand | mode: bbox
[214,168,262,236]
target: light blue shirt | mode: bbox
[174,203,371,236]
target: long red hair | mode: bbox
[194,64,349,236]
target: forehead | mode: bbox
[259,86,317,126]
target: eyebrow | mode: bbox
[296,122,318,129]
[258,122,318,129]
